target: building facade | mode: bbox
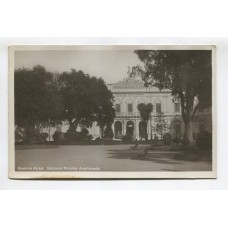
[101,77,211,140]
[106,77,182,140]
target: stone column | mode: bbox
[124,119,128,135]
[134,119,137,139]
[112,122,115,138]
[135,119,139,139]
[151,117,154,139]
[148,119,151,140]
[122,119,125,135]
[134,96,137,113]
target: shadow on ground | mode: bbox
[107,149,182,165]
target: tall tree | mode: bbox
[59,69,115,134]
[15,65,63,140]
[137,103,153,140]
[132,50,212,141]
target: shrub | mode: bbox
[163,133,172,145]
[81,128,89,137]
[40,133,49,141]
[63,129,76,141]
[15,127,25,143]
[53,131,63,143]
[173,137,181,145]
[64,128,92,142]
[122,134,133,143]
[196,131,212,150]
[104,125,114,140]
[85,134,93,141]
[181,137,190,146]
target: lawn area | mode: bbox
[15,144,212,172]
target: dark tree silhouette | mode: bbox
[15,65,63,140]
[59,69,115,134]
[131,50,212,141]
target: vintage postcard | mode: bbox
[9,45,216,179]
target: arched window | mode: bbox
[126,121,134,136]
[114,121,122,139]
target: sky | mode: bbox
[15,50,143,84]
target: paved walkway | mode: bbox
[15,144,212,172]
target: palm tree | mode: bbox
[137,103,153,140]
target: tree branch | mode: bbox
[72,118,81,129]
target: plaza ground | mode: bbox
[15,144,212,172]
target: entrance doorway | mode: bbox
[114,121,122,139]
[126,121,134,137]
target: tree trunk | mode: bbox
[184,120,193,142]
[48,127,51,141]
[179,92,195,143]
[69,118,81,132]
[101,127,104,138]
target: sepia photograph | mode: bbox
[8,45,216,179]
